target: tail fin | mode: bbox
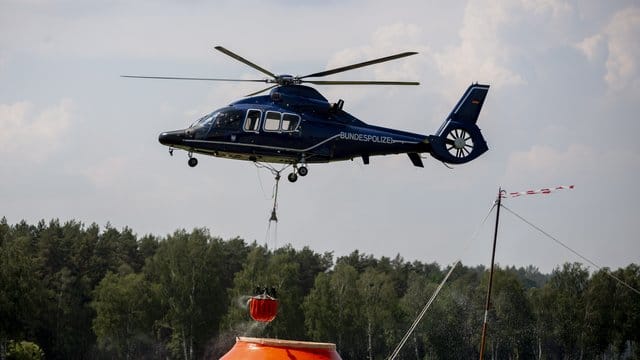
[428,84,490,164]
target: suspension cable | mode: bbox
[254,162,290,250]
[502,205,640,296]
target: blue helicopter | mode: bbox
[124,46,490,182]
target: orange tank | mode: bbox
[220,337,342,360]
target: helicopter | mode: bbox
[123,46,490,182]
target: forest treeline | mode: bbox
[1,218,639,359]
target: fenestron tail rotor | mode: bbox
[445,128,475,159]
[122,45,420,95]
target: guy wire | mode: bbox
[502,205,640,296]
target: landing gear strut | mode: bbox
[188,152,198,167]
[287,156,308,182]
[288,162,308,183]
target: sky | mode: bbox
[1,0,639,273]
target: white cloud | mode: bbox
[505,144,591,184]
[320,23,429,104]
[521,0,572,17]
[432,0,526,92]
[0,99,73,161]
[575,34,605,62]
[604,7,640,92]
[503,143,640,187]
[324,23,427,78]
[576,6,640,92]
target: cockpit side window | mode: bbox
[264,111,281,131]
[213,109,244,131]
[244,109,262,132]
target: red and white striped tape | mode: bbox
[504,185,574,198]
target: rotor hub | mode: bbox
[454,137,466,149]
[275,75,300,86]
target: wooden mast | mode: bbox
[479,188,503,359]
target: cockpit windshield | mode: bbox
[189,107,245,137]
[190,111,219,128]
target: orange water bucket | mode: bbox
[220,337,342,360]
[248,295,279,323]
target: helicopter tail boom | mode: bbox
[427,84,490,164]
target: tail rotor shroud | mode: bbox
[428,84,490,165]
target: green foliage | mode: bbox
[422,266,483,359]
[1,218,639,359]
[144,228,228,360]
[485,269,535,358]
[91,272,160,359]
[0,233,44,343]
[7,340,44,360]
[544,262,590,358]
[304,263,365,358]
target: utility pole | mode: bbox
[479,188,503,359]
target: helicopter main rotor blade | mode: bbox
[300,51,418,79]
[245,84,279,97]
[214,46,277,79]
[121,75,269,82]
[303,80,420,85]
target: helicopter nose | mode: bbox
[158,130,185,146]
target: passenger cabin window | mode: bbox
[282,114,300,131]
[263,111,301,132]
[264,111,281,131]
[244,109,261,132]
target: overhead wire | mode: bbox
[502,205,640,297]
[387,201,496,360]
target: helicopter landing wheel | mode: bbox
[297,166,308,177]
[188,157,198,167]
[287,172,298,183]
